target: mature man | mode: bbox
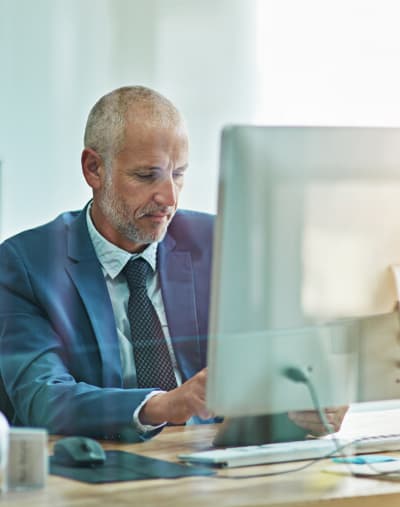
[0,86,346,441]
[0,86,213,440]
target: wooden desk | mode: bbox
[2,408,400,507]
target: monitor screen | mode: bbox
[206,126,400,419]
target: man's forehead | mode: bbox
[123,118,188,148]
[113,126,189,169]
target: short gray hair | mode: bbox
[83,86,182,169]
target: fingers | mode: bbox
[325,405,348,430]
[178,368,212,420]
[288,410,328,435]
[140,368,213,425]
[288,405,349,435]
[186,368,215,420]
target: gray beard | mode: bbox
[98,180,172,246]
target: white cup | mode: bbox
[6,428,48,491]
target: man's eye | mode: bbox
[173,171,185,179]
[136,173,156,180]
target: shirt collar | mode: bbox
[86,204,158,279]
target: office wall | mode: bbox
[0,0,258,239]
[1,0,400,239]
[0,0,115,238]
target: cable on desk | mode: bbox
[206,434,400,480]
[207,439,363,480]
[298,366,400,478]
[208,367,400,480]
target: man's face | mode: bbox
[93,119,189,252]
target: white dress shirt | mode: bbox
[86,206,182,431]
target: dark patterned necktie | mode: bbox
[123,258,177,391]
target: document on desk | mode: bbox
[330,405,400,441]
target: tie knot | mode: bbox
[124,258,151,289]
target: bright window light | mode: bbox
[255,0,400,125]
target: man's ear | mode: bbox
[81,148,105,190]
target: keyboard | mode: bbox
[178,434,400,468]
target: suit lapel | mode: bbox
[65,208,122,387]
[158,236,202,380]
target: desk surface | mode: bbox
[3,408,400,507]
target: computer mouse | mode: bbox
[53,436,106,467]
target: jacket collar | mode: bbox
[65,204,123,386]
[67,203,97,262]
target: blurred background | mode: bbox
[1,0,400,239]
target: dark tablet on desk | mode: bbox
[50,450,215,483]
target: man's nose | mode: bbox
[154,176,177,206]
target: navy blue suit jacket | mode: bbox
[0,207,214,440]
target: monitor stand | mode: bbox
[212,413,309,447]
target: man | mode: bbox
[0,86,346,441]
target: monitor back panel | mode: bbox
[207,126,400,416]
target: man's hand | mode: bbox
[139,368,213,426]
[288,405,349,435]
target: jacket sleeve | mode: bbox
[0,240,160,441]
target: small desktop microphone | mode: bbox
[282,366,310,384]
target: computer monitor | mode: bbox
[206,126,400,427]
